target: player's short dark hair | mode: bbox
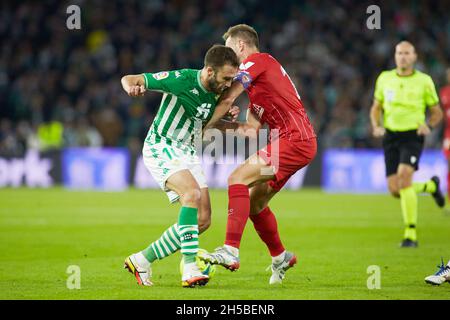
[204,44,239,70]
[223,24,259,49]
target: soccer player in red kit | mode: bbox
[441,68,450,206]
[201,24,317,284]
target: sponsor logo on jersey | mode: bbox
[153,71,169,80]
[175,71,181,78]
[252,103,265,118]
[195,103,212,120]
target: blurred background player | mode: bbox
[424,258,450,285]
[370,41,444,248]
[440,68,450,211]
[201,24,316,284]
[121,45,239,287]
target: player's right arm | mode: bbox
[370,72,386,137]
[203,83,262,138]
[203,81,245,132]
[208,108,262,139]
[235,108,262,138]
[204,60,264,136]
[121,74,146,97]
[121,70,184,97]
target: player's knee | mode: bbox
[397,176,412,190]
[180,188,201,206]
[388,184,400,198]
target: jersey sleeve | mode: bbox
[374,72,384,103]
[424,76,439,108]
[234,57,265,89]
[142,70,186,95]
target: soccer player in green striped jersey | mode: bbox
[370,41,444,248]
[121,45,239,287]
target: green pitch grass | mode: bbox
[1,188,449,300]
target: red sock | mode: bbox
[250,207,285,257]
[225,184,250,249]
[447,172,450,200]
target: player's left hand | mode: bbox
[228,106,240,122]
[417,124,431,136]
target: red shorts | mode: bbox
[257,137,317,191]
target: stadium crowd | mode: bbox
[1,0,449,156]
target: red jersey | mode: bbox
[441,85,450,138]
[235,52,316,141]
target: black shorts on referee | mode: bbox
[382,129,424,177]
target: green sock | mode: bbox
[399,186,418,241]
[178,206,199,264]
[412,180,436,194]
[141,223,181,263]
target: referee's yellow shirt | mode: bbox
[374,69,439,132]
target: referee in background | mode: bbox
[370,41,444,248]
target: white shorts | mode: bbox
[142,143,207,203]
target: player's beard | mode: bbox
[207,74,224,95]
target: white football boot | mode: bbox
[124,253,153,286]
[267,251,297,285]
[425,259,450,285]
[198,246,240,271]
[181,261,209,288]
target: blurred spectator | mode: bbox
[0,0,449,156]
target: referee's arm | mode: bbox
[426,104,443,129]
[417,104,443,135]
[419,75,444,135]
[370,99,385,137]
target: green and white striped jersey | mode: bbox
[142,69,219,154]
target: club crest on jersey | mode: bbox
[153,71,169,80]
[190,88,199,95]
